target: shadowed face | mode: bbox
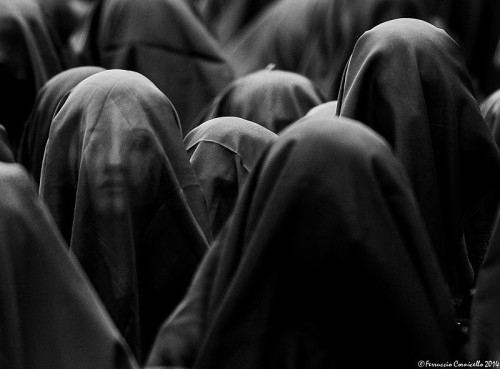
[84,115,165,217]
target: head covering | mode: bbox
[468,208,500,360]
[188,0,280,45]
[227,0,429,100]
[480,89,500,149]
[39,69,211,362]
[305,101,338,119]
[337,18,500,301]
[0,0,64,151]
[18,66,105,185]
[185,117,277,236]
[77,0,234,132]
[196,69,326,133]
[0,162,138,369]
[147,117,460,369]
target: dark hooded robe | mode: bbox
[76,0,234,132]
[0,162,138,369]
[146,117,461,369]
[18,66,105,185]
[39,70,211,362]
[0,0,64,150]
[185,117,277,236]
[226,0,429,100]
[337,18,500,303]
[195,69,326,133]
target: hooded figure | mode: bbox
[0,163,138,369]
[18,66,105,185]
[187,0,280,45]
[76,0,234,132]
[39,70,211,362]
[0,0,64,150]
[33,0,98,68]
[185,117,277,236]
[479,89,500,150]
[147,117,461,369]
[227,0,429,100]
[195,69,326,134]
[337,18,500,304]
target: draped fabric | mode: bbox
[39,70,211,362]
[438,0,500,100]
[0,0,64,151]
[305,101,338,119]
[147,117,461,369]
[480,89,500,150]
[18,66,105,185]
[76,0,234,132]
[469,208,500,360]
[226,0,429,100]
[187,0,280,45]
[195,69,325,133]
[33,0,98,68]
[185,117,277,236]
[0,162,138,369]
[337,18,500,301]
[0,126,15,163]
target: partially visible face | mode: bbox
[83,114,165,217]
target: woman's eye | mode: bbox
[130,135,151,151]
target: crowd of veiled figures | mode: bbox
[2,1,500,368]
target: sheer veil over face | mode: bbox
[337,18,500,300]
[40,70,210,362]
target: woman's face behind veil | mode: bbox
[84,109,165,218]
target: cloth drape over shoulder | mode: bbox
[18,66,105,186]
[147,117,460,369]
[39,70,211,362]
[185,117,277,236]
[337,18,500,301]
[0,0,64,150]
[77,0,234,132]
[0,163,138,369]
[226,0,429,100]
[195,69,325,133]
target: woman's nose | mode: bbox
[106,136,124,167]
